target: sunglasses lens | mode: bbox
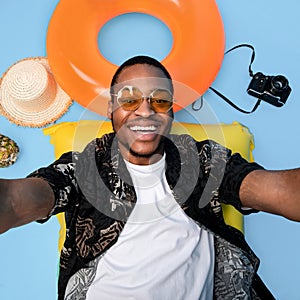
[117,87,143,110]
[150,89,173,112]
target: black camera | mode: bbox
[247,72,291,107]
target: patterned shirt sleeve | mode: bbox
[220,150,264,214]
[198,139,264,215]
[27,151,81,220]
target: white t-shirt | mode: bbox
[86,155,214,299]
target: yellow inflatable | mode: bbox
[43,120,256,252]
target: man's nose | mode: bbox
[134,98,155,117]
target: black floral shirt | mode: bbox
[28,133,274,299]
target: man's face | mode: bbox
[107,64,174,165]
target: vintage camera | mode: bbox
[247,72,291,107]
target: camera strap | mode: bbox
[208,86,261,114]
[192,43,261,114]
[224,43,255,77]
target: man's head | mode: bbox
[107,55,174,165]
[110,55,173,94]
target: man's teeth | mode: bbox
[130,125,157,131]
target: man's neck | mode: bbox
[126,152,164,165]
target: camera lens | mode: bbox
[271,75,288,92]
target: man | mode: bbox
[1,55,300,299]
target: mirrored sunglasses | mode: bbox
[111,85,173,113]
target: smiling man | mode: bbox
[2,55,300,299]
[108,60,174,164]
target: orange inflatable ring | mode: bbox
[46,0,225,116]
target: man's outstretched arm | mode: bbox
[0,178,55,233]
[240,168,300,221]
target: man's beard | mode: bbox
[128,137,166,158]
[110,112,173,159]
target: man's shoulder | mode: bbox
[81,132,115,151]
[167,133,224,149]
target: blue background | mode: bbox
[1,1,300,299]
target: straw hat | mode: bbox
[0,57,73,127]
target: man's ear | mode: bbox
[107,101,112,119]
[169,109,174,120]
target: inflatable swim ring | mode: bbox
[46,0,225,116]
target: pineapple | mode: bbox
[0,134,19,168]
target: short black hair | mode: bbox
[110,55,173,94]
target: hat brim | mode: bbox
[0,57,73,127]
